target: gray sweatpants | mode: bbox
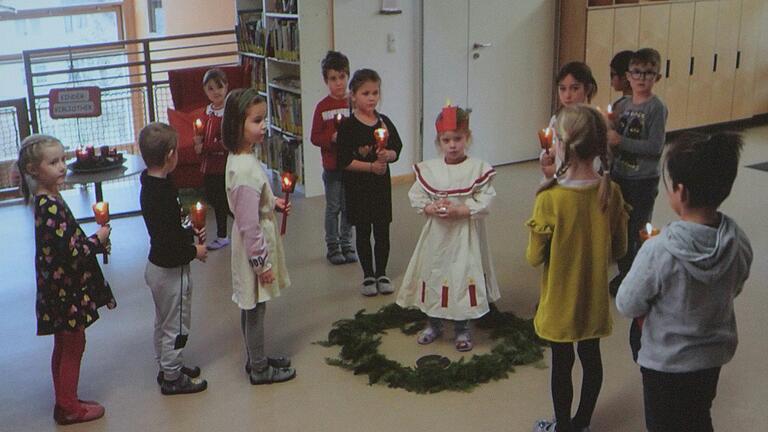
[241,303,267,372]
[145,262,192,381]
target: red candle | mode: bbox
[190,201,207,244]
[537,127,553,154]
[334,113,344,128]
[76,147,90,163]
[639,222,660,243]
[280,172,297,236]
[99,145,110,157]
[85,145,95,159]
[373,128,389,151]
[92,202,110,264]
[194,118,204,136]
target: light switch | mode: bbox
[387,33,396,52]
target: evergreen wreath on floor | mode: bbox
[317,303,546,394]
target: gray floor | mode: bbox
[2,125,767,431]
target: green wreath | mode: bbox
[318,303,546,394]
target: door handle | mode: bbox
[472,42,492,49]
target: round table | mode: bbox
[65,153,145,204]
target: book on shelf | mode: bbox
[237,10,265,55]
[242,57,266,91]
[267,19,299,61]
[269,0,297,14]
[269,87,302,136]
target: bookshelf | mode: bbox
[235,0,330,196]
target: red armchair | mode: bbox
[166,64,249,189]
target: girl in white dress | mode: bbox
[396,105,500,352]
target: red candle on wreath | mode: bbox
[537,127,553,154]
[190,201,207,244]
[85,145,96,159]
[194,118,204,136]
[99,145,110,158]
[92,202,110,264]
[75,147,90,163]
[373,127,389,151]
[280,171,297,236]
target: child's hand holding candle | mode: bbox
[374,128,389,152]
[92,202,110,263]
[193,118,204,136]
[190,201,207,244]
[279,172,297,236]
[537,127,553,154]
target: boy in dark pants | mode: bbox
[139,122,209,395]
[608,48,668,296]
[616,132,752,432]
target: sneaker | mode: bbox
[156,365,201,385]
[376,276,394,295]
[327,249,346,265]
[54,402,105,425]
[245,357,292,374]
[160,373,208,395]
[454,330,473,352]
[249,365,296,385]
[342,248,358,263]
[360,277,378,297]
[207,237,230,251]
[532,419,557,432]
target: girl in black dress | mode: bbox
[336,69,402,296]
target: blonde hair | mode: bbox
[538,104,612,212]
[434,106,472,149]
[16,134,63,202]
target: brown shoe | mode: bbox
[53,402,105,425]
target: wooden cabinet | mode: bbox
[559,0,767,131]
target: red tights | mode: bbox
[51,329,86,412]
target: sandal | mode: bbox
[455,331,473,352]
[417,325,442,345]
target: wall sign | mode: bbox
[49,87,102,119]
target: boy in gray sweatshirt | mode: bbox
[616,132,752,432]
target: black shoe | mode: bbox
[249,365,296,385]
[160,373,207,395]
[245,357,292,374]
[156,365,201,385]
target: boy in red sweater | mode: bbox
[310,51,356,265]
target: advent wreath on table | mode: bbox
[318,303,546,394]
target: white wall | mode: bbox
[333,0,422,177]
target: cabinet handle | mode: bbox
[690,57,695,75]
[665,59,670,78]
[736,50,741,69]
[713,53,718,72]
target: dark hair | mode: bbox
[15,134,63,202]
[349,68,381,94]
[202,67,228,87]
[556,61,598,103]
[630,48,662,71]
[664,132,743,208]
[221,88,266,153]
[321,51,350,80]
[610,50,634,75]
[539,104,612,212]
[138,122,178,168]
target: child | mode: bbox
[310,51,356,265]
[607,48,669,296]
[527,105,628,432]
[221,88,295,384]
[616,132,752,432]
[193,68,232,251]
[139,122,209,395]
[540,62,598,179]
[337,68,403,296]
[16,134,116,425]
[396,105,499,352]
[609,50,634,102]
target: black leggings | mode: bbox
[204,174,232,239]
[354,222,390,278]
[550,339,603,432]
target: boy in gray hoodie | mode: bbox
[616,132,752,432]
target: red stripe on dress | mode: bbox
[441,285,449,308]
[421,281,425,303]
[469,284,477,307]
[413,164,496,196]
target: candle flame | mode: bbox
[545,127,552,138]
[195,201,203,211]
[283,176,292,187]
[607,104,613,114]
[195,119,203,128]
[445,98,451,107]
[645,223,653,235]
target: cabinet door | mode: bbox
[709,0,741,124]
[731,0,760,119]
[610,7,640,103]
[586,9,614,109]
[686,1,718,128]
[666,2,695,131]
[755,1,768,114]
[639,4,671,101]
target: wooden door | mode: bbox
[709,0,741,124]
[665,2,695,131]
[586,9,614,109]
[638,4,670,101]
[686,0,718,128]
[731,0,760,119]
[610,7,640,103]
[755,1,768,114]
